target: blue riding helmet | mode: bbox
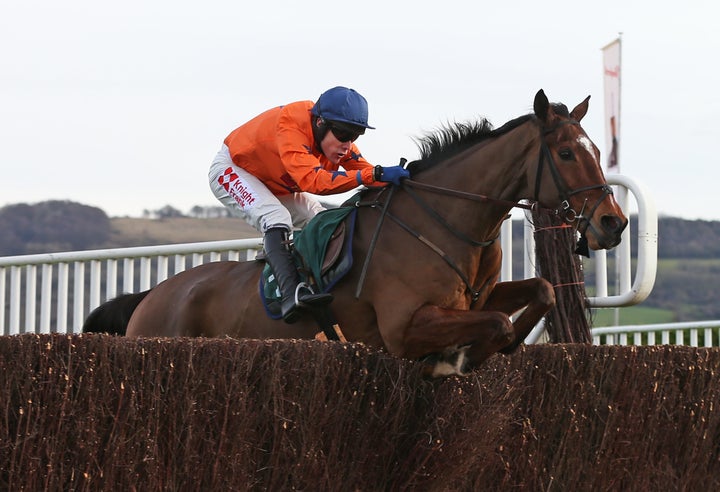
[311,86,375,130]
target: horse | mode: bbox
[83,90,627,377]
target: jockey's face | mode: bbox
[319,129,354,165]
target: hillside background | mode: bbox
[1,200,718,326]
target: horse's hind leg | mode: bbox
[479,278,556,353]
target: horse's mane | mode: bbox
[406,114,533,175]
[405,103,569,176]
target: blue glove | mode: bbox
[375,165,410,186]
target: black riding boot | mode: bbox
[263,227,333,323]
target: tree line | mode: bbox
[142,205,233,219]
[0,201,230,256]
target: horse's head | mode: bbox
[532,89,627,251]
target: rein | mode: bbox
[402,180,556,216]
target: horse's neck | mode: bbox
[481,124,539,200]
[420,123,540,234]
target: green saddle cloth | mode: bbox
[261,206,356,315]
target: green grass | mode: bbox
[583,255,720,323]
[658,257,720,269]
[590,305,675,327]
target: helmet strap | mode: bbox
[312,116,329,155]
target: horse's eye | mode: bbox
[558,148,574,161]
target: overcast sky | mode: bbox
[2,0,718,221]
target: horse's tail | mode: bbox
[82,290,151,335]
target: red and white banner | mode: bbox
[602,37,621,173]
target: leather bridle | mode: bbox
[533,120,614,233]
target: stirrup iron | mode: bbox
[295,282,315,306]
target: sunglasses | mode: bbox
[329,125,363,143]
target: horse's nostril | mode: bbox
[601,215,627,234]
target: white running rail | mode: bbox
[0,239,262,335]
[592,320,720,348]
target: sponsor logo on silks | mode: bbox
[218,167,238,192]
[229,181,256,208]
[218,167,256,208]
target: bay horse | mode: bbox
[83,90,627,377]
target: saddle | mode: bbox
[260,206,357,320]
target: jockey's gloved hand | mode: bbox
[374,165,410,186]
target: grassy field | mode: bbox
[582,254,720,323]
[590,305,675,327]
[106,217,260,247]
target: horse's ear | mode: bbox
[570,95,591,122]
[533,89,550,122]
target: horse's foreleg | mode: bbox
[402,305,515,377]
[479,278,556,353]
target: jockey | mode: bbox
[209,86,409,323]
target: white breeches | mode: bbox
[208,144,325,233]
